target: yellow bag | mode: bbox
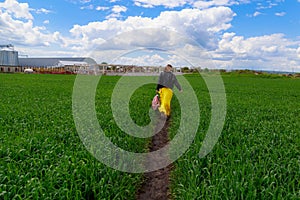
[158,88,173,116]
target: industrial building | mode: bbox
[0,44,97,74]
[18,57,97,74]
[0,44,181,75]
[0,44,19,72]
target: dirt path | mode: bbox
[136,116,173,200]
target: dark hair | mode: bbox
[166,64,173,68]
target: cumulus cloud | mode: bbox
[297,47,300,58]
[69,7,235,52]
[0,0,64,47]
[114,53,166,66]
[214,33,300,71]
[217,33,289,57]
[66,6,236,67]
[0,0,33,19]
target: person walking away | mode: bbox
[156,64,182,118]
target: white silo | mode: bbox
[0,44,19,66]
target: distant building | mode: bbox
[18,57,97,74]
[0,44,183,75]
[0,50,19,66]
[0,44,19,72]
[19,57,96,68]
[0,44,98,74]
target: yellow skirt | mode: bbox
[158,87,173,116]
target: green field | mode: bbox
[0,73,299,199]
[171,73,300,199]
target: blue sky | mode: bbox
[0,0,300,72]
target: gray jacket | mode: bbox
[156,71,182,91]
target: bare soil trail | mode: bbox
[136,116,173,200]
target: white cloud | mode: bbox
[66,7,236,67]
[0,0,33,19]
[0,0,64,47]
[111,5,127,13]
[80,5,94,10]
[35,8,52,14]
[297,47,300,58]
[275,12,286,17]
[134,0,189,8]
[246,11,264,18]
[253,11,262,17]
[192,0,241,9]
[43,20,50,24]
[115,53,165,66]
[69,7,235,51]
[96,6,109,11]
[256,1,283,10]
[106,5,127,19]
[133,0,250,9]
[67,0,91,4]
[214,33,300,71]
[217,33,289,56]
[256,4,273,10]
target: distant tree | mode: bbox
[182,67,190,73]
